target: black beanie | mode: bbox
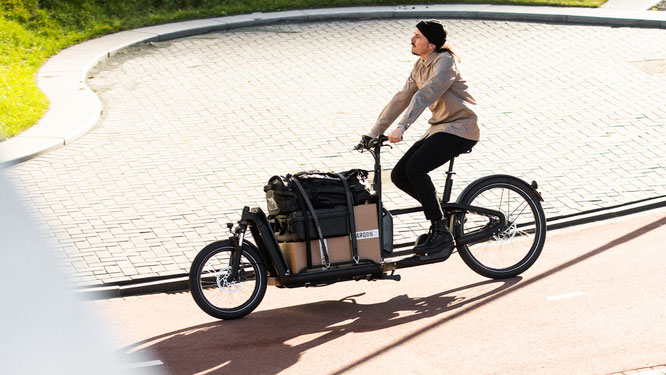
[416,20,447,49]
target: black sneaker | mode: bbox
[413,220,454,255]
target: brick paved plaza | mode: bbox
[5,18,666,286]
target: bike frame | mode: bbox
[366,138,507,252]
[226,137,511,288]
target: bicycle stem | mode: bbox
[372,142,384,254]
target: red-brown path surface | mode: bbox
[89,207,666,375]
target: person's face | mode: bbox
[411,28,434,57]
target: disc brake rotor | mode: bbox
[216,267,241,293]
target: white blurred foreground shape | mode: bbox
[0,171,159,375]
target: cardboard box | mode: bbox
[279,204,381,272]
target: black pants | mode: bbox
[391,132,477,221]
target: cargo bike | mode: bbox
[189,135,547,320]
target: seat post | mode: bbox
[442,158,455,203]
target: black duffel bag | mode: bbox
[271,206,350,242]
[264,169,371,216]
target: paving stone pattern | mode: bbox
[6,19,666,286]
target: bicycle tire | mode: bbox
[456,176,546,279]
[189,239,267,320]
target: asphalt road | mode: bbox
[88,207,666,375]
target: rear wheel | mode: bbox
[456,177,546,279]
[189,240,267,320]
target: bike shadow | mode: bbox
[122,277,520,374]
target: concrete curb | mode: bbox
[74,196,666,301]
[75,275,189,300]
[1,4,666,166]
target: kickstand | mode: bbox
[382,270,401,281]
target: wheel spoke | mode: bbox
[499,187,505,213]
[508,200,528,220]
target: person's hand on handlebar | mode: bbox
[388,126,405,143]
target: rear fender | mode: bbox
[456,174,543,204]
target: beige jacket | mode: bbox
[370,51,480,141]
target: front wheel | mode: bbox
[456,176,546,279]
[189,240,267,320]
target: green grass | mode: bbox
[0,0,606,140]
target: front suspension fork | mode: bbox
[229,208,250,281]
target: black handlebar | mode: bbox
[372,134,390,147]
[354,134,390,151]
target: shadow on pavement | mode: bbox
[120,278,521,374]
[119,214,666,374]
[333,214,666,374]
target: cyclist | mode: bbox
[360,20,480,255]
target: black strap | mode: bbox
[290,176,330,268]
[337,173,358,263]
[295,192,313,268]
[287,174,313,268]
